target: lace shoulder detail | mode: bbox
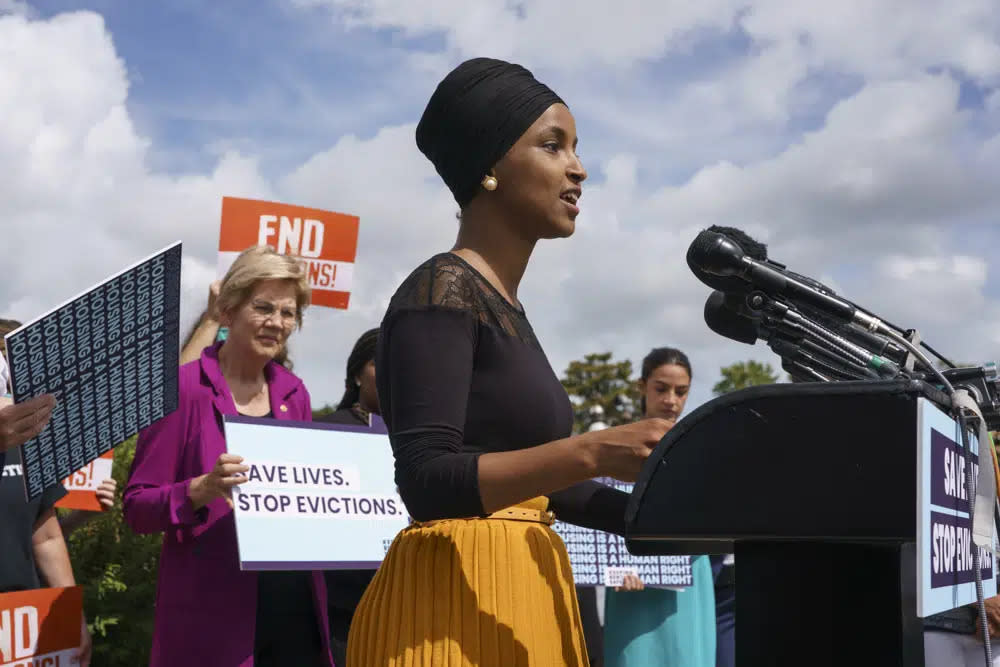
[387,253,540,347]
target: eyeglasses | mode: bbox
[250,300,298,325]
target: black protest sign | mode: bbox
[5,243,182,500]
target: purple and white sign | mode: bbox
[929,510,993,588]
[917,399,998,616]
[224,416,408,571]
[552,478,694,589]
[930,428,976,513]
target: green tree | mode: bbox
[712,360,781,395]
[63,438,161,667]
[312,403,337,420]
[561,352,640,433]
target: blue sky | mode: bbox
[31,0,874,184]
[31,0,430,175]
[4,1,1000,411]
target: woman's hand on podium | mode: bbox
[581,418,673,483]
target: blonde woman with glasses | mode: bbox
[124,246,334,667]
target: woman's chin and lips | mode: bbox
[253,332,283,357]
[236,326,288,363]
[551,189,582,237]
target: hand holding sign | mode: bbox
[95,478,117,511]
[0,393,56,453]
[189,453,249,509]
[615,573,646,592]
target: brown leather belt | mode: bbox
[413,505,556,528]
[486,506,556,525]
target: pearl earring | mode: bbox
[481,174,498,191]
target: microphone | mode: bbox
[703,291,758,345]
[760,297,901,378]
[688,230,889,335]
[782,358,831,383]
[704,286,907,368]
[770,333,880,381]
[686,226,769,295]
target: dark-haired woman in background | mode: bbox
[317,328,379,427]
[603,347,716,667]
[316,327,380,664]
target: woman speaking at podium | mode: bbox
[346,58,671,666]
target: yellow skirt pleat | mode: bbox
[347,497,589,666]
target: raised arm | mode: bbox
[179,282,222,366]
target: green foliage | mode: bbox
[62,438,161,667]
[312,403,337,419]
[712,360,781,395]
[561,352,640,433]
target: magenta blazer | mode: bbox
[124,342,334,666]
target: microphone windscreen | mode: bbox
[707,225,767,261]
[687,227,767,293]
[703,291,758,344]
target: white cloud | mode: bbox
[293,0,737,71]
[2,5,999,415]
[293,1,1000,102]
[0,11,273,349]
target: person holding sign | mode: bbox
[602,348,716,667]
[123,246,333,667]
[0,401,92,665]
[347,58,672,666]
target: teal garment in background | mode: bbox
[603,554,716,667]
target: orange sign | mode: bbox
[55,450,114,512]
[218,196,360,309]
[0,586,81,666]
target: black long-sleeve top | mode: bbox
[375,253,628,534]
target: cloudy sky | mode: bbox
[2,0,999,413]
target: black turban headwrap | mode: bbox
[336,327,379,410]
[416,57,565,208]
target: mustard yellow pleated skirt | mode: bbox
[346,497,589,666]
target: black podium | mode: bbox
[625,380,951,666]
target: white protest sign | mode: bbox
[224,416,408,570]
